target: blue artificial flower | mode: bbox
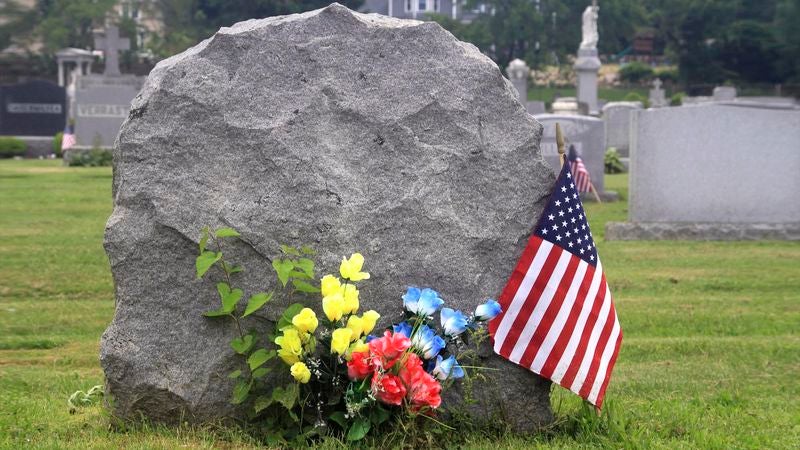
[402,287,421,313]
[403,287,444,316]
[440,307,468,337]
[474,299,502,321]
[431,355,465,381]
[365,334,378,343]
[411,325,446,360]
[392,321,412,338]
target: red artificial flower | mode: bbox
[368,330,411,370]
[399,353,442,411]
[347,351,373,381]
[372,372,407,406]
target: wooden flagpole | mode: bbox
[556,123,566,168]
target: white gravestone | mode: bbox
[648,78,667,108]
[74,26,144,148]
[606,104,800,240]
[534,114,607,195]
[602,101,642,157]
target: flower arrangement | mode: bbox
[195,226,502,443]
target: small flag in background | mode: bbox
[489,159,621,409]
[61,124,76,151]
[568,144,591,193]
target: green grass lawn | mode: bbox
[1,159,798,449]
[528,86,653,106]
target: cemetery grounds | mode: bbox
[0,159,797,449]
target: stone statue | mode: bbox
[580,3,599,50]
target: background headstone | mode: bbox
[0,80,66,136]
[712,86,737,101]
[101,4,554,431]
[73,25,144,148]
[602,101,642,157]
[507,58,529,103]
[606,103,800,240]
[74,75,143,147]
[648,78,666,108]
[534,114,607,196]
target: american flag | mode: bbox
[568,144,591,193]
[489,159,621,408]
[61,124,76,151]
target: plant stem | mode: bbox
[213,234,245,339]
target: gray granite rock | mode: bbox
[101,3,554,431]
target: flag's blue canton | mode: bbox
[534,162,598,266]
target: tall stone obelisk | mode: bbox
[574,1,601,115]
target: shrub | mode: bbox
[619,62,654,84]
[605,148,626,174]
[0,137,27,158]
[670,92,685,106]
[67,148,112,167]
[53,132,63,158]
[655,68,679,83]
[623,92,650,108]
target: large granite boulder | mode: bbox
[101,3,554,431]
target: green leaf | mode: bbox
[272,259,295,287]
[329,411,348,428]
[229,265,244,274]
[368,405,390,426]
[276,303,305,331]
[228,369,242,379]
[232,379,252,405]
[203,308,231,318]
[254,395,274,413]
[292,279,320,294]
[280,244,300,256]
[251,367,270,378]
[216,282,243,312]
[295,258,315,278]
[248,348,271,371]
[346,417,371,441]
[215,227,240,238]
[300,245,316,255]
[230,334,255,354]
[196,251,222,278]
[272,383,298,411]
[199,226,210,253]
[242,292,273,317]
[288,270,312,280]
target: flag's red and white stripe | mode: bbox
[61,133,76,150]
[489,237,622,408]
[570,157,591,193]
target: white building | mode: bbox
[360,0,489,22]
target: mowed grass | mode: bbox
[1,159,798,449]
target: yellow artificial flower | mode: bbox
[346,315,364,341]
[331,328,353,355]
[320,274,341,297]
[322,292,345,322]
[343,284,359,314]
[292,308,318,334]
[275,328,303,365]
[351,339,369,354]
[290,362,311,384]
[278,349,300,365]
[361,310,380,335]
[340,253,370,282]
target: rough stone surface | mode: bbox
[101,4,554,431]
[605,222,800,241]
